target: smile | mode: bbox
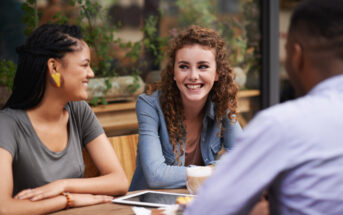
[185,84,203,89]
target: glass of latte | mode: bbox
[186,166,213,194]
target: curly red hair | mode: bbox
[146,25,238,163]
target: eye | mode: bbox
[82,63,89,67]
[179,64,188,69]
[198,64,209,70]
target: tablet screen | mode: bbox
[126,192,179,204]
[113,190,194,207]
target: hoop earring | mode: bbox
[49,71,64,88]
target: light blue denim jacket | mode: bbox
[129,91,242,191]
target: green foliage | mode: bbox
[143,16,167,66]
[89,96,108,106]
[127,74,141,94]
[72,0,117,77]
[171,0,260,75]
[176,0,217,29]
[19,0,168,105]
[21,0,41,36]
[0,59,16,91]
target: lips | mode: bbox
[185,84,203,89]
[82,81,88,88]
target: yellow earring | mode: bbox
[49,72,64,88]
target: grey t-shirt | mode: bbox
[0,101,104,196]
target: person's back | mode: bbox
[184,0,343,214]
[261,75,343,214]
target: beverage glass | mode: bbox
[186,166,213,194]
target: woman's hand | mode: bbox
[68,193,113,208]
[14,180,66,201]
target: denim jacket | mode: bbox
[129,91,242,191]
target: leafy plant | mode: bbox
[166,0,261,88]
[176,0,218,29]
[0,59,16,91]
[21,0,41,36]
[19,0,169,105]
[143,15,168,67]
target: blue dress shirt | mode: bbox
[129,91,242,191]
[184,74,343,215]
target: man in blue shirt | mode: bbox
[184,0,343,214]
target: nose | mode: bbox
[189,67,199,81]
[87,67,95,79]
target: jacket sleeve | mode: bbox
[136,95,186,189]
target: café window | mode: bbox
[0,0,280,134]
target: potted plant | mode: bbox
[20,0,168,106]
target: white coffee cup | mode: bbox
[186,166,213,194]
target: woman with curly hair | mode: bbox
[129,25,242,191]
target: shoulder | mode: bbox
[137,91,160,104]
[256,96,311,124]
[67,100,91,112]
[244,96,314,140]
[136,91,161,109]
[0,108,22,127]
[65,101,94,124]
[0,108,21,156]
[66,101,94,118]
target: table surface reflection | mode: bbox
[50,189,188,215]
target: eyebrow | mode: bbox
[82,59,90,63]
[197,61,210,64]
[176,61,189,65]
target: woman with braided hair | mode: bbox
[0,24,128,213]
[129,25,242,191]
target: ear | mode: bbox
[292,43,304,73]
[47,58,57,75]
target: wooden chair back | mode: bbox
[83,134,139,184]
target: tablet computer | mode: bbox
[113,190,194,208]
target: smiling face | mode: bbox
[173,44,218,106]
[58,41,94,101]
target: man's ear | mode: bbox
[292,43,304,73]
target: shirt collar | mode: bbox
[308,74,343,96]
[204,99,215,120]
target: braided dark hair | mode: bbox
[4,24,82,109]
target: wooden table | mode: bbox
[50,189,188,215]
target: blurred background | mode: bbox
[0,0,302,136]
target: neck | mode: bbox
[303,60,343,94]
[182,98,207,121]
[27,85,67,121]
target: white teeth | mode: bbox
[83,83,88,87]
[186,84,201,89]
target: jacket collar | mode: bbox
[204,99,215,120]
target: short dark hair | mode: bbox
[4,24,82,109]
[289,0,343,49]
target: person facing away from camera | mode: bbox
[129,25,242,191]
[184,0,343,214]
[0,23,129,214]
